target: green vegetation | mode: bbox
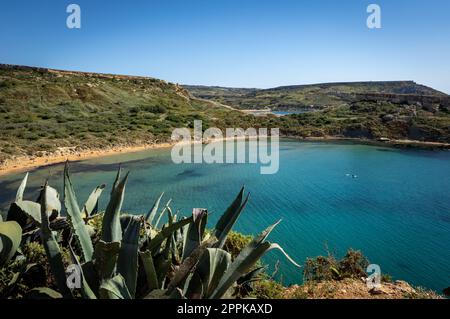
[285,249,442,299]
[0,163,300,299]
[1,65,450,166]
[187,82,450,143]
[186,81,448,110]
[0,65,246,163]
[303,249,369,282]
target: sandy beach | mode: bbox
[0,142,174,177]
[0,135,262,176]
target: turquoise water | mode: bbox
[1,140,449,292]
[272,110,310,116]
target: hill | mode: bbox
[0,64,242,165]
[186,81,450,145]
[1,65,450,171]
[185,81,448,110]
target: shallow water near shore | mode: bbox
[1,139,449,293]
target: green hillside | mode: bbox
[1,65,450,166]
[186,81,448,110]
[0,65,241,163]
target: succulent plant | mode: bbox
[0,162,300,299]
[0,220,22,267]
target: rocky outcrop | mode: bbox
[283,278,442,299]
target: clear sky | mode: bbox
[1,0,449,93]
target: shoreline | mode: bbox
[299,136,450,150]
[0,142,174,177]
[0,136,255,176]
[1,136,449,176]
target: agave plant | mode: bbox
[0,161,300,299]
[0,220,22,268]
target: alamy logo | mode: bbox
[66,264,81,289]
[171,120,279,175]
[367,4,382,29]
[66,4,81,29]
[366,264,382,289]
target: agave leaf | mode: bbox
[267,243,301,268]
[39,183,72,298]
[181,208,208,261]
[0,221,22,267]
[117,215,142,297]
[64,163,94,262]
[145,192,164,225]
[154,232,174,288]
[183,272,204,299]
[8,200,41,225]
[24,287,63,299]
[82,184,106,220]
[154,199,172,229]
[81,261,100,296]
[148,216,194,254]
[8,174,60,226]
[15,173,28,202]
[139,250,159,292]
[68,243,97,299]
[111,164,122,195]
[166,237,216,294]
[214,188,249,249]
[210,220,299,299]
[187,248,231,298]
[154,248,171,288]
[41,186,62,219]
[170,220,180,264]
[99,274,132,299]
[93,240,121,280]
[237,266,266,285]
[102,171,129,242]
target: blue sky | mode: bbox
[1,0,449,93]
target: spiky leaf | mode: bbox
[145,192,164,225]
[214,188,249,249]
[0,221,22,267]
[102,171,129,242]
[64,163,94,262]
[39,184,72,298]
[99,274,132,299]
[186,248,231,298]
[15,173,28,202]
[139,250,159,292]
[82,184,106,220]
[8,201,41,225]
[148,216,194,254]
[182,208,208,261]
[210,221,300,299]
[117,215,142,297]
[68,244,97,299]
[93,240,121,280]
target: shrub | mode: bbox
[249,278,285,299]
[224,231,253,259]
[303,249,369,282]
